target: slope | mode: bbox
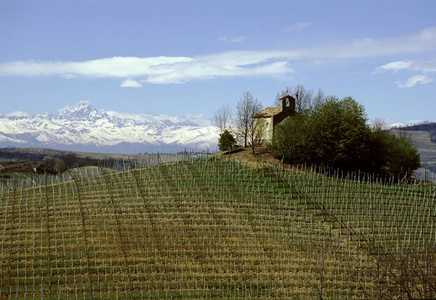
[0,157,435,299]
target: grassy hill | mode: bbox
[402,130,436,166]
[392,123,436,171]
[0,155,435,299]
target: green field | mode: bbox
[0,157,435,299]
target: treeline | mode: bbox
[395,121,436,132]
[0,149,125,174]
[269,94,421,178]
[395,122,436,143]
[0,149,48,162]
[0,147,78,158]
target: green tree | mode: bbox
[365,127,421,178]
[60,153,77,169]
[386,135,421,178]
[271,96,371,170]
[269,96,420,177]
[365,126,390,174]
[312,96,371,170]
[269,112,316,163]
[218,129,237,154]
[54,158,67,173]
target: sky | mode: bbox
[0,0,435,125]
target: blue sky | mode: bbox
[1,0,435,125]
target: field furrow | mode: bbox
[0,157,434,299]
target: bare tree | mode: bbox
[235,91,263,152]
[212,104,233,133]
[371,118,388,130]
[274,86,293,107]
[274,84,325,112]
[312,89,326,110]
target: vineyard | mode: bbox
[0,156,435,299]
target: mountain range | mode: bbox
[0,101,218,153]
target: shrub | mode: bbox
[218,129,237,153]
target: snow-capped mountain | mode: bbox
[0,101,219,153]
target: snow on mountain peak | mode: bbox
[0,100,219,153]
[5,111,30,119]
[58,100,103,120]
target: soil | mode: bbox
[214,147,287,169]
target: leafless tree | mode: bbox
[235,91,263,150]
[212,104,233,133]
[367,242,436,299]
[312,89,326,110]
[274,84,325,112]
[371,118,388,130]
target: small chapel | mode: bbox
[254,95,296,143]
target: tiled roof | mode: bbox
[254,107,281,118]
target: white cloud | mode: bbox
[142,59,293,84]
[396,75,433,88]
[219,36,246,43]
[281,22,313,32]
[376,59,436,73]
[375,61,413,72]
[61,73,79,79]
[375,59,436,87]
[120,78,143,88]
[0,27,435,85]
[0,51,296,85]
[0,56,193,78]
[314,27,436,59]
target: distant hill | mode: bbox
[396,122,436,132]
[396,122,436,143]
[391,123,436,172]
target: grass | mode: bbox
[0,153,435,299]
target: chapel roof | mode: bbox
[254,107,281,118]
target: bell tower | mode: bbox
[280,95,295,113]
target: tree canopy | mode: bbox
[269,96,420,178]
[218,129,237,153]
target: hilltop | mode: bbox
[1,154,435,298]
[390,123,436,171]
[214,147,280,167]
[396,122,436,133]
